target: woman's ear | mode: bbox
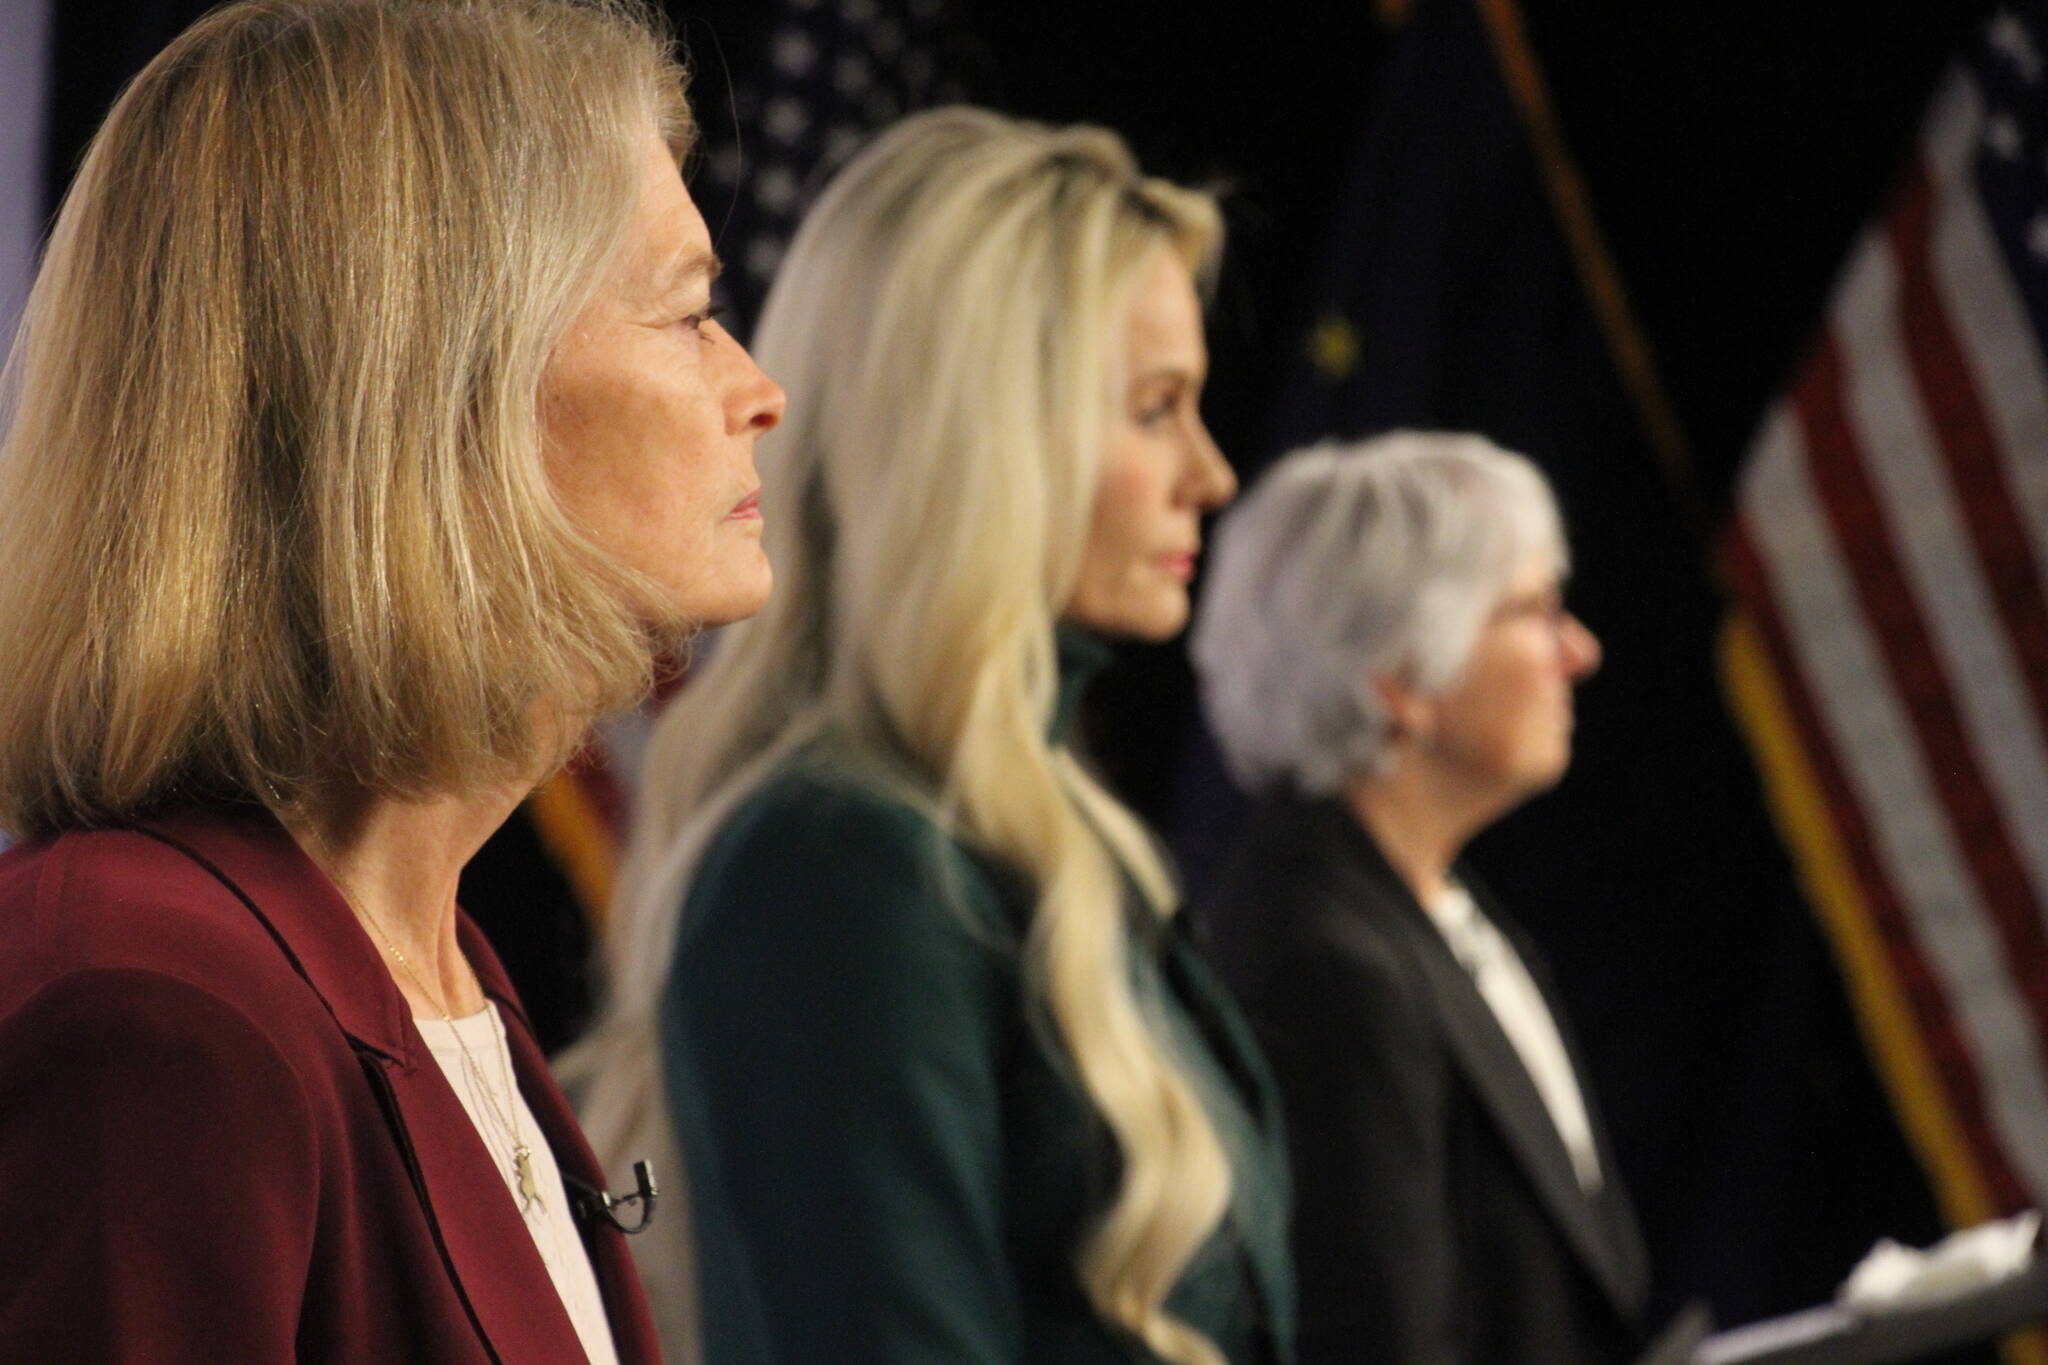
[1374,670,1434,748]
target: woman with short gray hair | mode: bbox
[1191,432,1655,1365]
[1193,431,1569,796]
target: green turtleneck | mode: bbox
[1049,622,1114,745]
[657,630,1295,1365]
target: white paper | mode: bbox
[1838,1210,2041,1314]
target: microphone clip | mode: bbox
[565,1159,659,1235]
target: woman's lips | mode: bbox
[1160,550,1198,581]
[726,489,762,521]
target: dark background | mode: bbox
[37,0,2000,1341]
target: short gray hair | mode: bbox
[1191,431,1566,794]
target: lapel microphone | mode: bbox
[564,1159,659,1235]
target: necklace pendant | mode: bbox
[515,1144,542,1211]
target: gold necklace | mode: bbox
[360,910,544,1212]
[302,827,543,1212]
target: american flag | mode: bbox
[688,0,961,335]
[1721,0,2048,1300]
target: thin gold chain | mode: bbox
[298,823,543,1212]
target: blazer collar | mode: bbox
[1289,793,1650,1318]
[132,806,658,1364]
[136,806,421,1062]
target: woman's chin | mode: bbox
[689,552,775,630]
[1113,594,1192,645]
[1064,584,1190,645]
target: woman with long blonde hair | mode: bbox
[0,2,782,1360]
[571,107,1293,1364]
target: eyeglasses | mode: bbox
[1489,588,1566,623]
[1487,586,1583,636]
[564,1159,659,1235]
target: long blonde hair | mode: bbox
[0,0,690,835]
[571,107,1235,1364]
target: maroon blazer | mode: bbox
[0,806,662,1363]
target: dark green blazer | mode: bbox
[660,649,1294,1365]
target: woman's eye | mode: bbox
[678,302,727,334]
[1137,394,1178,426]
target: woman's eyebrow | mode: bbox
[650,246,723,298]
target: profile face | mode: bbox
[1418,556,1602,806]
[540,126,786,628]
[1064,247,1238,642]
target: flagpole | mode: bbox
[1472,0,1711,542]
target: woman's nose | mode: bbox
[1563,612,1601,680]
[1183,421,1237,509]
[726,332,786,436]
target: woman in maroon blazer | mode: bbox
[0,2,783,1361]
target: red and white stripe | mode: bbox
[1731,69,2048,1212]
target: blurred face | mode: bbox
[1404,557,1602,811]
[540,126,786,628]
[1063,247,1238,642]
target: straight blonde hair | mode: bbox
[569,107,1237,1365]
[0,0,691,836]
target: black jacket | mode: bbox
[1195,791,1649,1365]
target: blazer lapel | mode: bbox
[137,811,595,1364]
[378,1034,594,1363]
[1305,801,1644,1319]
[1493,911,1653,1311]
[1403,923,1642,1316]
[468,921,663,1365]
